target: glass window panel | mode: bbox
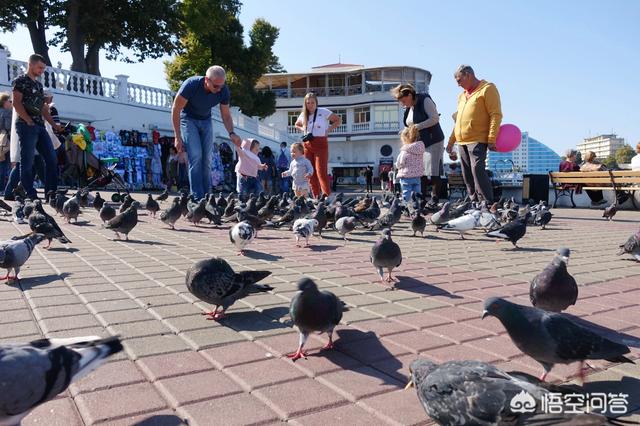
[365,70,382,92]
[354,107,370,123]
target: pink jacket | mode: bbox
[235,139,262,177]
[395,141,425,178]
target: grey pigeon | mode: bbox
[486,214,528,248]
[93,192,105,211]
[179,193,190,217]
[288,278,343,361]
[0,336,122,425]
[335,216,356,244]
[407,359,619,426]
[530,248,578,313]
[186,198,207,226]
[368,198,402,231]
[534,206,553,229]
[145,193,160,218]
[482,297,634,383]
[618,228,640,261]
[62,192,81,223]
[0,233,44,281]
[54,193,68,216]
[185,257,272,320]
[118,194,133,213]
[602,202,617,221]
[308,201,327,237]
[429,201,451,229]
[156,188,169,202]
[28,200,71,249]
[104,201,140,240]
[442,211,480,239]
[292,218,318,247]
[160,197,182,229]
[13,196,26,224]
[411,211,427,237]
[229,221,256,255]
[204,194,222,225]
[370,228,402,286]
[257,196,278,222]
[99,203,117,223]
[22,199,35,219]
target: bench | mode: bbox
[447,173,467,198]
[549,170,640,208]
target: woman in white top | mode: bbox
[631,143,640,171]
[294,93,341,197]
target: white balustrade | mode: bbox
[288,125,302,134]
[374,121,399,131]
[331,124,347,133]
[352,122,370,132]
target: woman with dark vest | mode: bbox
[391,84,445,205]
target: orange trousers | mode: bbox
[303,136,331,197]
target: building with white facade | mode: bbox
[577,134,625,159]
[256,63,432,184]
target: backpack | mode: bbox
[277,150,289,169]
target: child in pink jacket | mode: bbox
[395,125,425,201]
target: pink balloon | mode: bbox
[495,124,521,152]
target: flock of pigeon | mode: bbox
[0,186,639,425]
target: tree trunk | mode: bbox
[25,8,52,66]
[85,43,101,76]
[66,0,86,74]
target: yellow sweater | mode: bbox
[448,80,503,145]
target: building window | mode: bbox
[374,105,397,124]
[333,109,347,131]
[288,111,299,127]
[354,107,370,123]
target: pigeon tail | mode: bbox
[235,270,272,286]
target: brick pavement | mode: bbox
[1,196,639,425]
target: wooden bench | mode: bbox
[549,170,640,208]
[447,173,467,198]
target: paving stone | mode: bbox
[40,314,102,333]
[253,378,347,418]
[360,389,428,426]
[178,393,279,426]
[107,319,173,339]
[0,309,33,325]
[201,341,277,369]
[98,410,187,426]
[226,357,306,390]
[123,334,192,359]
[137,350,214,380]
[21,396,83,426]
[98,309,157,325]
[0,320,40,339]
[319,366,403,401]
[156,370,243,407]
[179,327,246,350]
[289,403,384,426]
[70,359,146,396]
[88,299,141,313]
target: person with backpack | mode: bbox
[276,141,291,193]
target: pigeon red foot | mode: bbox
[287,348,308,361]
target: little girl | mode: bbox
[395,125,425,201]
[235,138,268,196]
[281,142,313,197]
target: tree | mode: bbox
[575,150,582,164]
[602,155,618,170]
[1,0,183,75]
[165,0,285,118]
[614,144,635,165]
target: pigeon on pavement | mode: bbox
[411,211,427,237]
[93,192,105,211]
[0,336,122,425]
[185,257,272,320]
[103,201,140,241]
[530,248,578,313]
[534,206,553,229]
[486,214,528,248]
[370,228,402,286]
[292,218,318,247]
[13,196,26,224]
[62,192,81,223]
[229,221,256,255]
[54,193,68,217]
[618,228,640,261]
[22,199,35,219]
[288,278,343,361]
[118,194,134,214]
[156,188,169,202]
[441,211,480,239]
[482,297,634,383]
[335,216,357,244]
[406,358,617,426]
[186,198,207,226]
[160,197,182,230]
[0,233,44,281]
[145,193,160,218]
[28,200,71,249]
[602,202,618,221]
[429,201,451,229]
[99,203,117,223]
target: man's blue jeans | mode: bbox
[181,117,213,199]
[399,177,421,202]
[15,122,57,198]
[4,157,45,198]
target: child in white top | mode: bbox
[281,142,313,197]
[235,138,267,196]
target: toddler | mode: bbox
[235,138,268,196]
[281,142,313,197]
[395,126,425,201]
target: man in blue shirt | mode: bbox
[171,65,241,198]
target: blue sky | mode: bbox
[2,0,639,154]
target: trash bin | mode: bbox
[522,174,549,204]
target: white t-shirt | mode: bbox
[631,153,640,171]
[297,107,333,137]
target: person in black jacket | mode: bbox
[392,84,444,206]
[364,166,373,193]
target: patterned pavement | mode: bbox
[1,194,639,425]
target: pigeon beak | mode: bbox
[562,256,570,265]
[481,310,489,320]
[404,379,414,390]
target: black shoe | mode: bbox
[3,195,15,202]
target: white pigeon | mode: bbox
[229,220,256,255]
[1,234,44,282]
[335,216,357,245]
[292,218,318,247]
[441,211,480,239]
[0,336,122,426]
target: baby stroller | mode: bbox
[62,122,130,202]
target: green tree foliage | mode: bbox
[575,150,582,164]
[614,144,635,165]
[602,155,618,170]
[0,1,55,65]
[164,0,284,118]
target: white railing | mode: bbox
[352,122,370,132]
[127,82,174,108]
[374,121,400,131]
[332,124,347,133]
[288,125,302,134]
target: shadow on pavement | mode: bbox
[19,272,72,289]
[243,250,283,261]
[133,414,188,426]
[221,307,292,331]
[393,276,464,298]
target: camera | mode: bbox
[302,132,315,142]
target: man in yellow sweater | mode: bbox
[446,65,502,202]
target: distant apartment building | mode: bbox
[577,134,625,159]
[487,132,561,183]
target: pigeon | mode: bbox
[145,193,160,218]
[99,203,117,223]
[273,205,301,229]
[229,221,256,255]
[257,196,278,222]
[441,211,480,239]
[93,192,105,211]
[0,336,123,425]
[370,228,402,286]
[534,206,553,230]
[288,278,343,361]
[429,201,451,229]
[368,199,402,231]
[292,218,318,247]
[156,188,169,202]
[411,211,427,237]
[335,216,357,245]
[486,214,528,248]
[482,297,635,383]
[62,192,81,223]
[602,202,617,221]
[356,197,381,224]
[118,194,133,213]
[160,197,182,229]
[308,202,327,237]
[406,359,619,426]
[103,201,140,240]
[185,257,272,320]
[54,193,68,217]
[530,248,578,313]
[179,193,190,217]
[0,233,44,281]
[186,198,207,226]
[28,200,71,249]
[22,199,35,219]
[235,207,266,231]
[13,197,26,224]
[617,229,640,261]
[204,194,222,225]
